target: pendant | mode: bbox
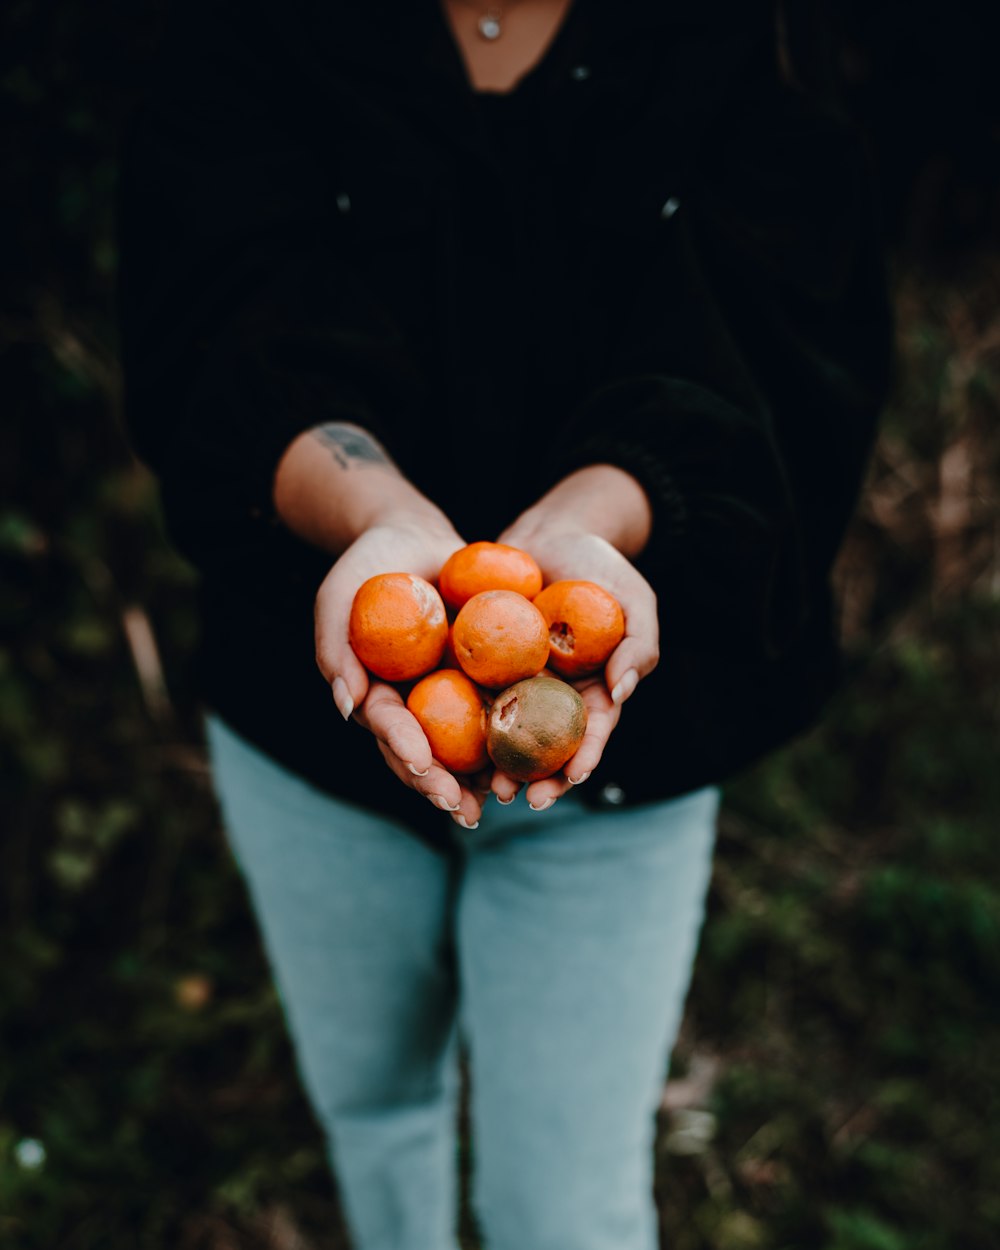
[478,9,503,40]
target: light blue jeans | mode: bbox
[205,714,720,1250]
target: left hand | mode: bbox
[490,519,660,809]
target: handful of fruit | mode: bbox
[348,542,626,784]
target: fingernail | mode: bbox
[496,795,515,806]
[528,798,554,812]
[453,815,479,830]
[407,762,430,777]
[332,676,354,721]
[610,668,638,705]
[430,795,459,812]
[567,771,591,786]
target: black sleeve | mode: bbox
[114,0,420,580]
[551,81,894,662]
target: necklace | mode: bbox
[478,8,504,40]
[477,6,505,40]
[454,1,506,41]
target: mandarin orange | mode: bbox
[438,541,543,610]
[451,589,549,689]
[532,580,625,679]
[348,572,448,682]
[406,668,490,774]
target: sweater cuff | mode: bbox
[545,375,756,578]
[542,375,803,658]
[550,432,689,573]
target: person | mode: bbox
[115,0,892,1245]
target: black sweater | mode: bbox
[115,0,893,851]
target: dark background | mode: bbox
[2,2,999,1247]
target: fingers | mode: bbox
[352,662,635,822]
[451,781,486,829]
[491,769,522,806]
[314,568,370,718]
[522,772,574,811]
[359,684,485,826]
[359,679,623,825]
[355,682,434,777]
[563,726,610,785]
[489,766,576,811]
[375,741,485,826]
[605,578,659,706]
[469,768,495,811]
[565,681,621,781]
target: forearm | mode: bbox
[273,421,456,554]
[507,464,653,559]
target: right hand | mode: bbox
[313,513,489,829]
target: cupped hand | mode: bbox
[489,520,660,809]
[313,514,488,829]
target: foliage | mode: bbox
[3,1,999,1246]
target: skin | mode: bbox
[440,0,576,93]
[274,426,658,830]
[493,469,658,810]
[272,2,658,829]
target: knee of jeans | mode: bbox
[472,1144,656,1250]
[295,1028,461,1137]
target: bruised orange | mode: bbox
[438,541,543,610]
[406,669,490,774]
[451,590,549,690]
[348,572,448,682]
[532,580,625,679]
[487,675,587,782]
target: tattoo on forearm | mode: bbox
[312,423,391,471]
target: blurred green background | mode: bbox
[2,2,999,1248]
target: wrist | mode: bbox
[514,465,652,559]
[273,422,458,554]
[366,504,461,546]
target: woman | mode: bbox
[116,0,892,1245]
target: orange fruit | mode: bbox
[348,572,448,682]
[487,675,587,782]
[406,669,490,774]
[451,590,549,690]
[438,541,543,610]
[532,580,626,679]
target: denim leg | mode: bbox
[456,787,720,1250]
[205,715,462,1250]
